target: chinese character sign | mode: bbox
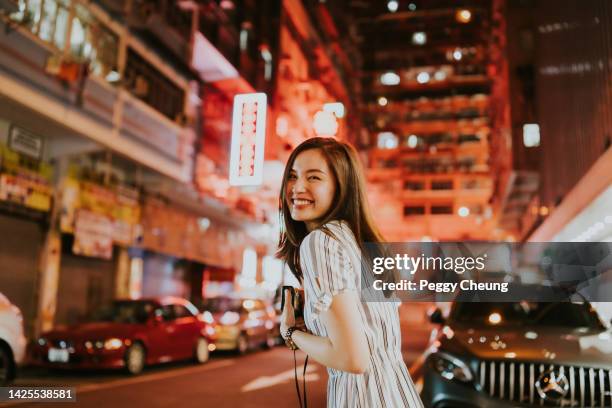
[229,93,267,186]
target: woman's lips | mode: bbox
[291,198,314,208]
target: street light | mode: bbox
[456,9,472,23]
[458,206,470,217]
[416,72,430,84]
[387,0,399,12]
[412,32,427,45]
[453,48,463,61]
[380,71,401,85]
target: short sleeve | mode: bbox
[300,228,358,319]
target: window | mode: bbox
[462,179,479,189]
[458,134,480,144]
[10,1,119,84]
[523,124,540,147]
[431,180,453,190]
[72,4,119,81]
[404,181,424,190]
[125,49,185,120]
[431,205,453,215]
[404,206,425,216]
[10,0,43,34]
[156,305,175,322]
[173,305,193,319]
[12,0,70,49]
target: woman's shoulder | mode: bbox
[300,220,356,254]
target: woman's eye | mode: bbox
[308,176,320,181]
[288,174,297,180]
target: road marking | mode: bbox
[77,360,235,393]
[1,360,235,407]
[241,364,320,392]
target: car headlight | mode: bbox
[429,352,474,382]
[104,338,124,350]
[220,311,240,326]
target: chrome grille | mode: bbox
[478,360,612,407]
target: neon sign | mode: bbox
[229,93,267,186]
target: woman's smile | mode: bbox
[291,197,315,207]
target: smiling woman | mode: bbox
[277,137,424,407]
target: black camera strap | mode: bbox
[293,350,308,408]
[282,285,309,408]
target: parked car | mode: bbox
[0,293,26,385]
[29,297,216,375]
[200,297,278,354]
[420,298,612,407]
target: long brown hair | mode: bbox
[276,137,384,282]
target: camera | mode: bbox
[281,286,305,320]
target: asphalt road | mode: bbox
[4,304,433,408]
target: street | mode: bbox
[5,305,432,408]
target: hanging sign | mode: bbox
[229,93,267,186]
[8,125,44,160]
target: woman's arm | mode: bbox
[283,290,370,374]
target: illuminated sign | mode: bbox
[229,93,267,186]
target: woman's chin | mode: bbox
[290,211,318,223]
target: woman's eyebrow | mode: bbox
[289,169,326,174]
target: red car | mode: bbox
[29,297,216,375]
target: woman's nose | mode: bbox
[291,178,306,193]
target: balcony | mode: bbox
[0,7,192,182]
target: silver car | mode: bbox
[0,293,27,385]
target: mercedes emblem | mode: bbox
[535,369,570,402]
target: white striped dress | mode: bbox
[300,220,424,408]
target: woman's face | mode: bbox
[285,148,337,231]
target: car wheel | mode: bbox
[237,334,249,355]
[194,338,210,364]
[0,344,15,386]
[124,343,145,375]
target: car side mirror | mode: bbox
[428,307,445,324]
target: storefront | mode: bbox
[0,213,45,336]
[0,120,53,336]
[54,238,116,326]
[54,167,141,325]
[137,195,250,301]
[141,252,192,299]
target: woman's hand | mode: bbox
[280,288,296,337]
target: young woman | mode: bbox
[277,137,423,407]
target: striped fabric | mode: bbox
[300,220,424,407]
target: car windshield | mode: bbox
[450,302,605,329]
[202,298,243,313]
[90,301,155,324]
